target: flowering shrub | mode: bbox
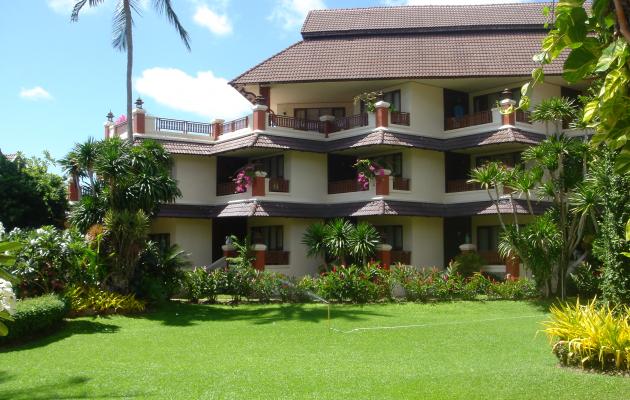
[317,264,390,303]
[354,159,386,191]
[233,164,255,193]
[7,226,104,296]
[0,278,17,336]
[115,114,127,124]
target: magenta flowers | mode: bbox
[354,159,386,191]
[233,164,255,193]
[115,114,127,124]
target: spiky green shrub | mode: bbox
[542,299,630,372]
[65,286,145,315]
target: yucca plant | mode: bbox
[542,298,630,371]
[348,222,380,265]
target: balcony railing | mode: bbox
[216,182,237,196]
[222,116,249,133]
[391,111,410,126]
[515,110,532,124]
[269,115,321,132]
[266,250,290,265]
[269,178,290,193]
[391,250,412,265]
[479,250,504,265]
[446,179,481,193]
[445,110,493,130]
[269,113,369,134]
[334,113,369,131]
[328,179,366,194]
[155,118,213,135]
[393,177,410,191]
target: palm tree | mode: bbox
[71,0,190,142]
[302,222,328,268]
[348,222,380,265]
[324,219,354,266]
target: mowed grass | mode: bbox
[1,301,628,399]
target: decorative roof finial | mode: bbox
[135,98,144,109]
[106,111,114,122]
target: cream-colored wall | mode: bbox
[284,151,328,203]
[248,217,324,276]
[405,81,444,134]
[150,217,212,267]
[173,155,216,204]
[359,216,444,268]
[406,148,445,202]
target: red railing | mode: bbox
[333,113,369,131]
[155,118,213,135]
[269,178,290,193]
[479,250,504,265]
[515,110,532,124]
[266,250,290,265]
[222,116,249,133]
[445,110,493,130]
[391,251,411,265]
[393,177,410,191]
[328,179,366,194]
[445,179,481,193]
[216,182,237,196]
[268,114,320,132]
[391,111,410,126]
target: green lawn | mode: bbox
[1,301,628,399]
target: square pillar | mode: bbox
[132,108,145,134]
[376,244,392,270]
[375,169,391,196]
[374,100,390,128]
[252,171,267,197]
[252,244,267,271]
[252,104,268,131]
[212,119,224,140]
[500,89,516,126]
[222,244,236,259]
[505,255,520,278]
[319,115,335,137]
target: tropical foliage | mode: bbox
[302,219,380,267]
[0,152,67,230]
[523,0,630,172]
[65,286,145,315]
[542,298,630,372]
[61,138,180,292]
[0,293,68,344]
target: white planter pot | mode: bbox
[255,171,268,178]
[459,243,477,252]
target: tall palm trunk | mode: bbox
[124,0,133,143]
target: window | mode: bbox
[252,155,284,179]
[250,226,284,250]
[148,233,170,250]
[475,152,521,168]
[294,107,345,120]
[477,226,500,252]
[375,225,403,250]
[374,153,403,177]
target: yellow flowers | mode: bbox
[542,298,630,371]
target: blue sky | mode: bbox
[0,0,529,168]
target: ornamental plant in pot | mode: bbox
[232,164,266,193]
[354,159,389,191]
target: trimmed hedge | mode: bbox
[0,294,68,344]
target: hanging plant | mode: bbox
[233,164,255,193]
[354,159,387,191]
[353,90,397,112]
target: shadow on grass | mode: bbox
[135,301,392,327]
[0,319,120,353]
[0,371,147,399]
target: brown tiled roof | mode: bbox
[301,3,551,37]
[139,127,546,156]
[231,31,560,85]
[157,199,549,219]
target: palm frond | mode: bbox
[153,0,191,50]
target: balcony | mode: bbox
[446,179,481,193]
[269,178,290,193]
[393,177,410,191]
[328,179,365,194]
[391,111,411,126]
[266,250,290,265]
[268,113,369,134]
[445,110,493,130]
[391,250,411,265]
[478,250,504,265]
[216,182,237,196]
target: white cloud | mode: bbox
[47,0,102,15]
[19,87,53,101]
[268,0,326,30]
[193,4,233,35]
[383,0,524,4]
[135,68,252,121]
